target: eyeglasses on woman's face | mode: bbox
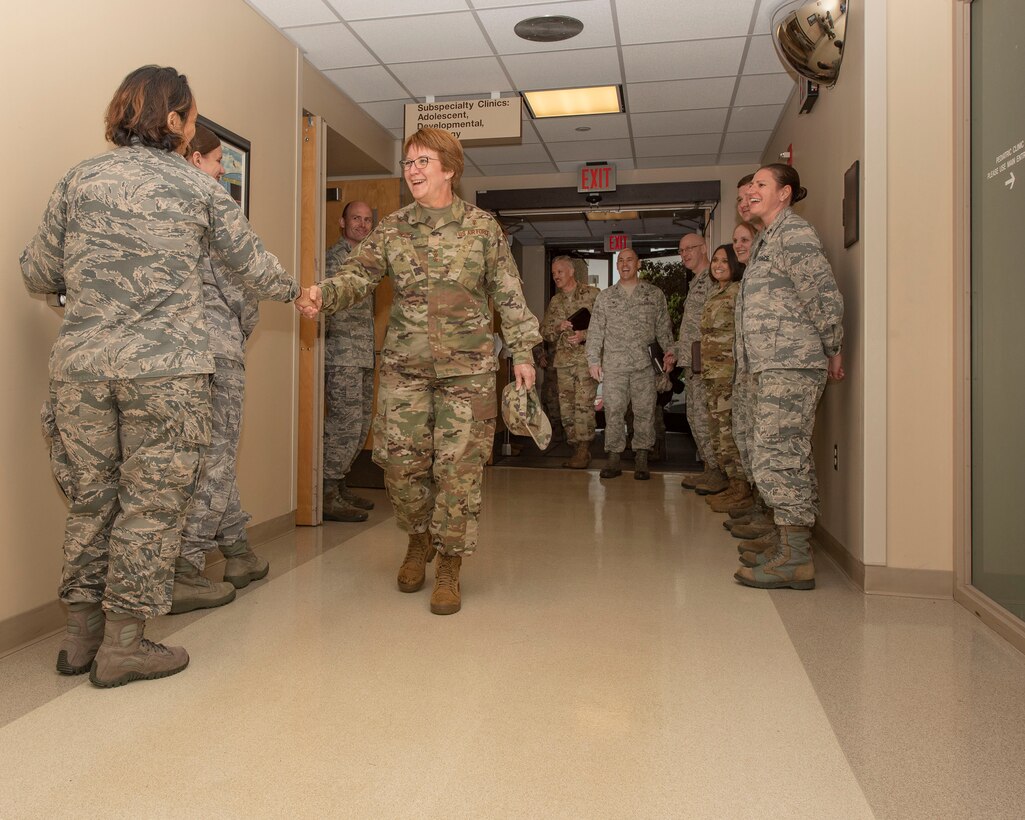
[400,156,434,171]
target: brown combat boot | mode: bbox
[431,553,462,615]
[56,602,104,675]
[89,614,189,688]
[735,525,815,589]
[680,466,711,489]
[564,441,592,469]
[397,532,437,593]
[709,479,752,513]
[738,527,781,565]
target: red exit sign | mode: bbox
[578,162,617,193]
[605,233,631,253]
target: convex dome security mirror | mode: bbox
[771,0,848,87]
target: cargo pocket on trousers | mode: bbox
[372,399,390,467]
[41,399,75,501]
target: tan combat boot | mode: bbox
[397,532,437,593]
[431,553,462,615]
[695,468,729,495]
[89,614,189,688]
[564,441,592,469]
[680,466,711,490]
[709,479,752,513]
[734,526,815,590]
[56,602,104,675]
[738,527,781,565]
[170,557,236,614]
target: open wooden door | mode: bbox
[297,113,325,526]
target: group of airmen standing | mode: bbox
[21,61,844,691]
[540,165,845,591]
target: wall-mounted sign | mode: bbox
[404,98,522,146]
[605,233,631,253]
[578,162,617,193]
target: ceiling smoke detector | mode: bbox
[514,15,584,43]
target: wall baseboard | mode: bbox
[813,522,954,599]
[0,511,297,660]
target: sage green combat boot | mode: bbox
[339,478,374,511]
[220,539,270,590]
[170,557,236,614]
[56,602,104,675]
[634,449,650,480]
[90,614,189,688]
[324,480,368,522]
[600,452,622,479]
[397,532,437,593]
[734,526,815,590]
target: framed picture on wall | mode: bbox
[197,115,251,217]
[843,160,859,249]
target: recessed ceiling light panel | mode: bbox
[514,15,584,43]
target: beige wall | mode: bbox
[884,0,955,572]
[0,1,306,627]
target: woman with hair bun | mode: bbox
[733,163,845,591]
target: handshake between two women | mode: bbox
[295,284,323,320]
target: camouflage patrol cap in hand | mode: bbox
[501,382,552,450]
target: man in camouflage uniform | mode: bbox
[734,165,845,591]
[311,128,540,616]
[541,255,600,469]
[532,341,563,443]
[585,248,675,481]
[323,201,377,522]
[675,232,725,494]
[21,64,303,686]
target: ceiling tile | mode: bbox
[727,103,784,132]
[634,134,722,157]
[754,0,784,35]
[635,154,719,169]
[360,99,413,129]
[615,0,759,44]
[502,48,622,91]
[285,23,376,70]
[464,143,553,164]
[327,0,468,18]
[622,38,745,83]
[555,158,635,172]
[475,162,560,176]
[719,152,765,166]
[534,113,629,142]
[469,0,571,7]
[625,77,737,113]
[351,13,492,64]
[734,73,795,106]
[391,57,513,98]
[630,108,728,137]
[247,0,338,28]
[547,139,633,162]
[323,66,409,102]
[743,35,786,75]
[477,0,617,54]
[721,130,772,153]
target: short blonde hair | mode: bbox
[403,127,464,190]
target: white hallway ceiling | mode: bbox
[245,0,794,178]
[244,0,795,247]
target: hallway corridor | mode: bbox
[1,468,1023,818]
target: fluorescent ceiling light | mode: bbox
[522,86,623,118]
[585,210,640,221]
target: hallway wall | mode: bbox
[0,1,307,639]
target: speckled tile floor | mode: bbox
[0,469,1023,819]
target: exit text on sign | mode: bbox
[605,233,631,252]
[578,163,617,193]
